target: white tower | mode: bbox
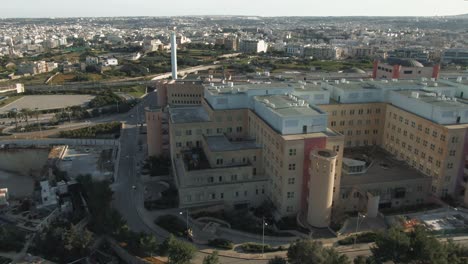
[171,32,178,80]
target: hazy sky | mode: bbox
[0,0,467,18]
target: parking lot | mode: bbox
[0,94,94,113]
[58,146,115,181]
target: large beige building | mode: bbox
[147,76,468,227]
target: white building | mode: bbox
[39,181,58,208]
[239,39,268,53]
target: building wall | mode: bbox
[339,178,431,212]
[319,103,387,147]
[373,62,440,80]
[166,83,204,106]
[145,108,163,157]
[382,104,468,197]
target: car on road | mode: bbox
[132,185,137,190]
[62,157,73,161]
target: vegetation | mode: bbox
[118,85,147,98]
[268,256,288,264]
[143,155,171,176]
[0,225,26,252]
[160,235,196,264]
[58,122,121,138]
[30,220,93,263]
[207,238,234,250]
[380,203,441,215]
[88,90,124,108]
[0,257,12,264]
[287,239,350,264]
[203,251,220,264]
[240,242,284,253]
[337,232,377,246]
[76,174,158,257]
[144,187,178,210]
[371,226,468,264]
[155,215,187,237]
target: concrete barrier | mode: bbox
[0,138,118,146]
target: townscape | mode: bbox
[1,9,468,264]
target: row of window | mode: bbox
[331,119,380,127]
[171,100,201,104]
[171,93,202,98]
[174,127,243,137]
[330,108,382,116]
[184,188,265,202]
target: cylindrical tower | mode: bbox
[145,107,163,157]
[171,32,178,80]
[307,149,337,228]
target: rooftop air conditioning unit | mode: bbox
[456,77,462,83]
[341,78,346,83]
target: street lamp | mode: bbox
[262,217,268,255]
[354,212,366,247]
[180,209,189,238]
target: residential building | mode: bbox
[304,45,344,60]
[239,39,268,53]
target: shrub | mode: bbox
[240,242,283,253]
[155,215,186,237]
[337,232,377,246]
[208,238,234,250]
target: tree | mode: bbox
[20,108,31,125]
[167,237,196,264]
[287,239,350,264]
[203,251,220,264]
[268,256,288,264]
[371,226,468,264]
[139,234,158,255]
[7,109,18,129]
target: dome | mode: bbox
[385,58,424,68]
[343,67,366,74]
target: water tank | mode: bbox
[307,149,338,228]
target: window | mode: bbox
[217,128,223,133]
[425,128,430,134]
[236,126,243,132]
[288,164,296,170]
[176,142,182,147]
[231,174,238,181]
[286,206,293,212]
[287,192,295,199]
[411,121,416,128]
[447,163,454,169]
[358,109,363,115]
[331,121,336,127]
[430,144,435,151]
[288,178,295,184]
[210,193,216,200]
[440,135,446,141]
[220,193,224,199]
[289,149,297,156]
[350,110,355,115]
[208,177,214,183]
[216,158,223,165]
[186,130,192,135]
[449,150,456,156]
[432,131,438,137]
[219,176,223,182]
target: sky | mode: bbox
[0,0,467,18]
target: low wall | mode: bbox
[0,139,118,146]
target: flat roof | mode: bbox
[205,135,260,152]
[281,128,341,141]
[396,90,467,108]
[169,106,210,124]
[341,147,430,186]
[254,94,322,117]
[204,81,319,95]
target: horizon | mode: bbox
[1,0,467,18]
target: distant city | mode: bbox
[1,14,468,264]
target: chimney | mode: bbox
[171,32,178,80]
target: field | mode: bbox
[0,94,95,113]
[48,73,103,85]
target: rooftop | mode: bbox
[341,147,430,186]
[254,94,323,117]
[204,135,260,152]
[396,90,468,108]
[169,106,210,124]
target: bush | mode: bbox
[240,243,283,253]
[0,225,26,252]
[155,215,186,237]
[58,122,121,138]
[337,232,377,246]
[208,238,234,250]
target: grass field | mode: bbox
[49,73,103,85]
[118,85,146,98]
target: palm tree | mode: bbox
[8,109,18,129]
[20,108,31,126]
